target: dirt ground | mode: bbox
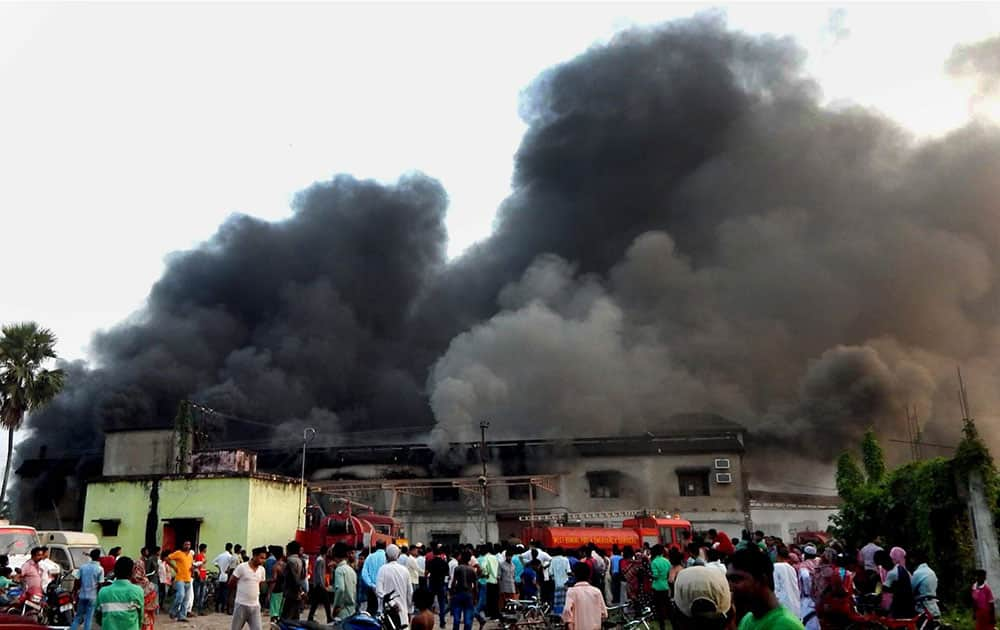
[152,609,460,630]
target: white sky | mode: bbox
[1,1,1000,367]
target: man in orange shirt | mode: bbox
[168,542,195,622]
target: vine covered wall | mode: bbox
[833,425,999,605]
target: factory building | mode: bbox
[17,412,838,547]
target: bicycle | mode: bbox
[604,603,654,630]
[841,594,952,630]
[500,597,556,630]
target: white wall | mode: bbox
[750,507,838,542]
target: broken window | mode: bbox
[587,470,622,498]
[432,486,460,502]
[677,469,711,497]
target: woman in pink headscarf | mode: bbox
[883,547,914,618]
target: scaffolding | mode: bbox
[310,474,561,520]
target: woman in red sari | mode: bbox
[973,570,996,630]
[131,559,158,630]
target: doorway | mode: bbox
[162,518,202,552]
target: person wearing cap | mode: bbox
[376,544,412,624]
[673,566,733,630]
[727,547,804,630]
[562,562,607,630]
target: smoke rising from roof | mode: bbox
[18,15,1000,477]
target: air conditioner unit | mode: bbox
[715,473,733,484]
[714,458,731,470]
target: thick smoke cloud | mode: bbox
[21,174,449,461]
[18,16,1000,481]
[428,17,1000,463]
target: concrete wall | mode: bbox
[749,507,838,542]
[967,470,1000,614]
[247,477,306,549]
[102,431,181,477]
[83,476,303,557]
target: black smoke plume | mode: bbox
[18,15,1000,482]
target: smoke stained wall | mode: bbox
[18,15,1000,481]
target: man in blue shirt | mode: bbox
[910,551,941,619]
[361,542,387,612]
[70,549,105,630]
[610,545,623,604]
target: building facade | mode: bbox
[83,473,303,555]
[309,414,751,544]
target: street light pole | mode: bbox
[299,427,317,529]
[480,420,490,543]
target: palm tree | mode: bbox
[0,323,65,505]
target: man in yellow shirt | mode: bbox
[168,542,195,622]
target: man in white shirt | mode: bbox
[39,547,62,591]
[214,543,236,614]
[448,552,459,584]
[773,548,801,618]
[414,544,427,590]
[521,545,553,583]
[229,547,267,630]
[376,545,412,627]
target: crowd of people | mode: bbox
[0,529,988,630]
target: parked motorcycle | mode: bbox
[3,591,46,623]
[44,572,74,626]
[270,591,402,630]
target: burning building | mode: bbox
[15,15,1000,520]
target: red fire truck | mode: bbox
[295,499,403,555]
[520,510,691,552]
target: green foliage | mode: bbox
[833,426,1000,609]
[861,428,886,484]
[0,323,65,431]
[943,608,975,630]
[836,452,866,499]
[0,322,65,504]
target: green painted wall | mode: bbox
[247,477,305,549]
[158,477,251,557]
[83,479,153,555]
[83,476,302,558]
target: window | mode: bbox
[508,484,530,501]
[92,519,120,537]
[677,470,710,497]
[48,547,71,571]
[433,487,460,502]
[430,532,461,547]
[587,471,622,498]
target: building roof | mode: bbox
[87,470,302,485]
[256,426,745,471]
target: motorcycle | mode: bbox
[44,572,74,626]
[378,591,407,630]
[3,591,46,624]
[270,591,402,630]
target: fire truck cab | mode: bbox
[621,515,691,550]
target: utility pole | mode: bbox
[479,421,490,543]
[298,427,317,529]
